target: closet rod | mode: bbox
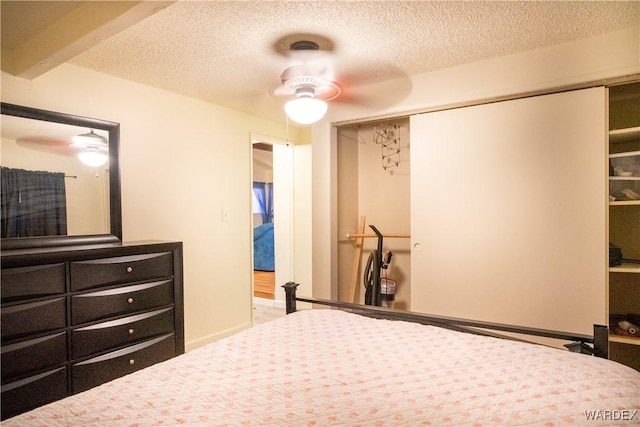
[346,233,410,239]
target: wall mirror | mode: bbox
[1,103,121,250]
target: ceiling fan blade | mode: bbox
[333,75,413,111]
[272,84,294,98]
[16,136,76,155]
[334,59,408,88]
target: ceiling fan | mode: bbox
[271,40,342,125]
[15,129,108,167]
[270,35,413,125]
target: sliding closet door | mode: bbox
[410,88,606,335]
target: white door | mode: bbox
[409,87,607,335]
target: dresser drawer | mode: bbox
[1,367,68,421]
[72,333,175,393]
[1,298,66,341]
[71,279,173,325]
[72,308,174,359]
[1,263,65,302]
[1,332,67,381]
[70,252,173,291]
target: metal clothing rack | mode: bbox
[346,232,410,239]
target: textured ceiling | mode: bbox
[3,1,639,124]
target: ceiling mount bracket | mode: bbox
[290,40,319,51]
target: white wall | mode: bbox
[293,143,313,300]
[252,148,273,182]
[1,63,309,351]
[312,25,640,300]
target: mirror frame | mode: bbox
[1,102,122,250]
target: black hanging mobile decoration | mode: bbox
[373,122,400,171]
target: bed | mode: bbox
[4,285,639,426]
[253,222,274,271]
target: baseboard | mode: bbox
[185,321,252,352]
[253,297,285,309]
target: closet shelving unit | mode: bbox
[607,82,640,370]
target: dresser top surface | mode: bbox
[1,241,182,267]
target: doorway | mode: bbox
[251,135,294,307]
[252,142,275,299]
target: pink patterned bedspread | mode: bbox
[6,309,640,426]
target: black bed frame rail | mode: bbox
[282,282,609,359]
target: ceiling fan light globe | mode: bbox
[78,150,108,167]
[284,97,328,125]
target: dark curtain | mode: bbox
[1,167,68,238]
[253,181,274,223]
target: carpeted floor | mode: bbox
[253,302,285,325]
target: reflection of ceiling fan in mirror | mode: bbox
[14,127,108,167]
[68,130,109,166]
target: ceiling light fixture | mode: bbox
[77,148,108,167]
[284,85,328,125]
[70,130,108,167]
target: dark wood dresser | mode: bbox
[0,241,184,420]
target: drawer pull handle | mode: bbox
[127,297,134,304]
[128,328,134,335]
[129,359,135,365]
[126,267,133,273]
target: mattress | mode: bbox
[6,309,640,426]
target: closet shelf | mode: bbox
[607,81,640,371]
[609,334,640,346]
[610,200,640,206]
[609,127,640,144]
[609,176,640,181]
[609,263,640,273]
[609,149,640,159]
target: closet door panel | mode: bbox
[409,88,606,335]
